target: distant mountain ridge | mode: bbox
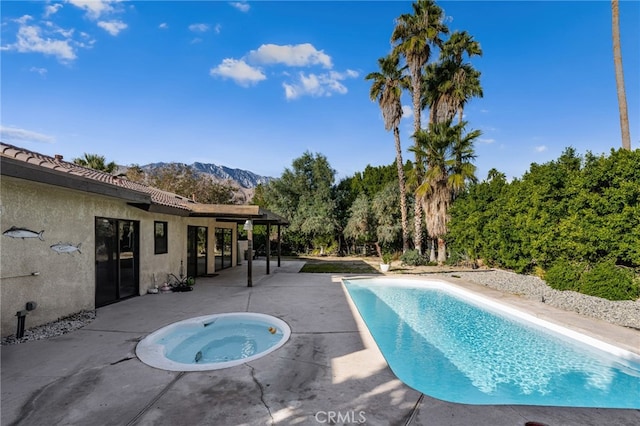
[142,161,273,189]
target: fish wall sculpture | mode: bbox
[3,226,45,240]
[50,242,82,255]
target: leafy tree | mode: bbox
[447,147,640,300]
[343,193,374,251]
[366,53,411,252]
[343,182,403,258]
[124,164,146,183]
[371,181,403,253]
[261,152,338,254]
[73,153,117,173]
[147,163,237,204]
[343,163,402,199]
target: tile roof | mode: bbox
[1,142,288,224]
[1,142,193,212]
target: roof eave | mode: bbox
[1,156,151,204]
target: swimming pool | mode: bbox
[343,278,640,408]
[136,313,291,371]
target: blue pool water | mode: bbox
[162,317,284,364]
[136,313,290,371]
[344,278,640,408]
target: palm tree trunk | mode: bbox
[412,71,424,254]
[612,0,631,150]
[437,237,447,265]
[429,238,436,263]
[394,127,410,253]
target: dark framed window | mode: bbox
[154,221,168,254]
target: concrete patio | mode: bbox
[2,260,639,426]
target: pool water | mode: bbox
[136,313,290,371]
[344,278,640,408]
[162,317,284,364]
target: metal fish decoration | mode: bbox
[50,242,82,255]
[3,226,45,240]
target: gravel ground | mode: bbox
[443,269,640,330]
[1,310,96,345]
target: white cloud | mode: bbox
[30,66,48,76]
[15,15,33,25]
[478,138,495,144]
[0,126,55,144]
[535,145,548,153]
[6,24,76,61]
[247,43,332,69]
[44,4,63,18]
[97,20,127,36]
[283,70,358,100]
[212,42,356,99]
[214,23,222,34]
[189,23,210,33]
[68,0,116,20]
[210,58,266,87]
[159,22,168,30]
[229,2,250,13]
[402,105,412,119]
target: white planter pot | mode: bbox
[380,263,390,272]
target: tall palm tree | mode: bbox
[411,120,479,264]
[73,153,117,173]
[391,0,448,254]
[611,0,631,150]
[365,53,411,252]
[423,31,483,126]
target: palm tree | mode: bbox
[73,153,117,173]
[391,0,448,254]
[611,0,631,150]
[411,120,479,264]
[365,53,411,252]
[423,31,483,126]
[442,31,483,124]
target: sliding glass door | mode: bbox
[215,228,233,270]
[95,218,139,307]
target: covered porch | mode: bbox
[189,204,289,286]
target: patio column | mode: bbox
[277,224,281,267]
[266,222,271,275]
[243,219,253,287]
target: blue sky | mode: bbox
[2,1,638,182]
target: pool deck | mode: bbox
[2,260,639,426]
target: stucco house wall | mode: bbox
[0,176,221,337]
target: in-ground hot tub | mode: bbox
[136,312,291,371]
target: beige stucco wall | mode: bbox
[0,176,234,337]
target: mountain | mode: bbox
[191,162,272,189]
[142,162,272,189]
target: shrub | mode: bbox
[579,262,639,301]
[400,249,427,266]
[544,260,585,292]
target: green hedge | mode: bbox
[448,148,640,300]
[545,260,639,301]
